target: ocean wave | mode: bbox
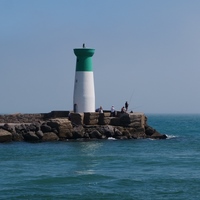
[75,170,95,175]
[147,135,178,140]
[166,134,178,139]
[107,137,117,140]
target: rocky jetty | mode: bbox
[0,111,167,143]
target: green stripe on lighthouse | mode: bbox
[74,48,95,71]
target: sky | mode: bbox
[0,0,200,114]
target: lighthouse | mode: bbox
[73,45,95,113]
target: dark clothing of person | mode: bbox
[125,101,129,111]
[121,107,125,113]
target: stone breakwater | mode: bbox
[0,111,167,143]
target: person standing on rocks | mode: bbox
[110,105,115,117]
[125,101,129,112]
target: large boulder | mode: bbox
[97,125,115,137]
[89,130,102,139]
[0,129,12,142]
[47,118,73,139]
[114,128,123,136]
[145,125,167,139]
[12,132,24,141]
[23,131,40,142]
[72,125,85,139]
[35,130,44,139]
[127,127,145,139]
[15,124,28,134]
[145,125,155,136]
[46,120,59,130]
[122,130,131,138]
[42,132,59,141]
[41,124,52,133]
[151,132,167,139]
[28,123,40,132]
[1,123,14,132]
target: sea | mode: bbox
[0,114,200,200]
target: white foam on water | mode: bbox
[75,170,95,175]
[147,134,178,140]
[166,134,178,139]
[148,138,155,140]
[107,137,117,140]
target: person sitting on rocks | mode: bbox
[96,106,103,113]
[121,106,126,113]
[99,106,103,113]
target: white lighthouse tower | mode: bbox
[73,45,95,113]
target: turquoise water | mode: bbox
[0,114,200,200]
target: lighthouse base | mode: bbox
[73,71,95,113]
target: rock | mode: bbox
[46,120,59,130]
[145,125,167,139]
[145,125,155,136]
[2,123,14,132]
[84,132,90,139]
[57,125,73,139]
[58,121,73,138]
[72,126,85,139]
[97,125,115,137]
[115,136,128,139]
[122,130,131,138]
[12,133,24,141]
[15,124,27,134]
[0,129,12,142]
[114,128,123,136]
[89,130,102,139]
[42,132,59,141]
[58,128,73,139]
[36,130,44,139]
[126,127,145,139]
[151,132,167,139]
[41,124,52,133]
[51,128,58,134]
[23,131,39,142]
[132,131,146,139]
[47,118,73,139]
[29,123,39,132]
